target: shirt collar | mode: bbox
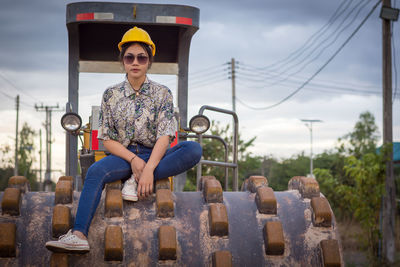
[124,76,151,97]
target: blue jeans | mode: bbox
[73,141,202,236]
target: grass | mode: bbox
[337,215,400,267]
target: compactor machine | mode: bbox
[0,2,343,266]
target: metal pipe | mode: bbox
[198,105,239,191]
[195,134,203,190]
[187,134,229,190]
[200,160,237,168]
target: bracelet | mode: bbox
[130,155,137,164]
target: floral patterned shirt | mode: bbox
[97,76,177,148]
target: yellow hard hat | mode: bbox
[118,26,156,56]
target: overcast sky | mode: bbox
[0,0,399,179]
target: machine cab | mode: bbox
[63,2,200,183]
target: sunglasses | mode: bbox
[123,53,149,65]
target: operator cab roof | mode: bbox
[66,2,199,74]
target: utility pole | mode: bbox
[380,0,397,263]
[14,95,19,176]
[230,58,236,113]
[229,58,238,169]
[35,103,63,191]
[301,119,322,178]
[39,129,43,191]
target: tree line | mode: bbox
[0,122,39,190]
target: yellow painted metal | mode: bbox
[169,177,173,191]
[83,123,90,150]
[95,151,107,162]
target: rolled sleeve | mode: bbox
[156,89,177,143]
[97,89,118,141]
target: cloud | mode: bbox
[0,1,68,71]
[0,0,398,177]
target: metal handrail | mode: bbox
[186,134,229,190]
[195,105,239,191]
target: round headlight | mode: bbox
[189,115,210,134]
[61,112,82,132]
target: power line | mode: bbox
[189,63,227,78]
[303,87,399,98]
[236,0,381,111]
[0,89,33,108]
[189,69,228,84]
[0,71,41,102]
[189,76,228,91]
[0,90,15,101]
[237,63,380,90]
[262,0,375,88]
[236,69,379,92]
[269,0,367,76]
[236,80,386,98]
[236,71,382,94]
[189,65,230,90]
[155,63,227,85]
[255,0,354,71]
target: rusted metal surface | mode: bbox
[0,191,54,266]
[0,190,343,266]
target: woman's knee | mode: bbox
[183,141,202,163]
[85,161,108,183]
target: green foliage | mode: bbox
[0,144,13,167]
[266,152,309,191]
[313,111,387,262]
[185,121,262,191]
[339,150,387,260]
[183,176,197,191]
[313,168,343,215]
[0,122,39,191]
[0,167,13,191]
[396,165,400,215]
[338,111,379,159]
[314,151,347,183]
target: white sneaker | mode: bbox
[122,175,138,201]
[45,229,90,253]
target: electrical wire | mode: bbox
[190,69,228,84]
[237,63,380,89]
[236,70,380,94]
[263,0,374,88]
[189,63,227,78]
[269,0,367,77]
[0,90,14,101]
[254,0,353,71]
[0,90,33,109]
[189,76,228,91]
[236,79,384,97]
[0,71,41,103]
[303,87,396,98]
[189,65,230,89]
[157,63,227,84]
[235,0,382,111]
[236,66,381,94]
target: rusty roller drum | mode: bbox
[0,175,343,266]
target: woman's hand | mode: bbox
[137,167,154,198]
[131,156,146,181]
[134,136,170,198]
